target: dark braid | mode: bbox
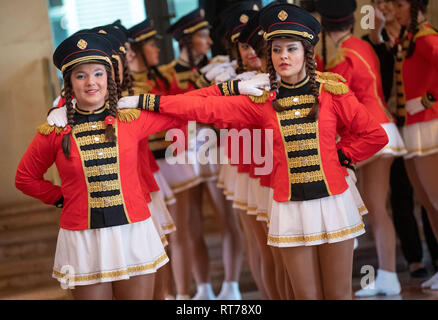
[406,0,422,58]
[121,54,134,95]
[180,35,195,69]
[322,29,327,72]
[61,73,75,159]
[235,43,245,74]
[302,40,320,120]
[105,64,118,143]
[112,58,122,99]
[266,40,282,112]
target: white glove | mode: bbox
[209,55,230,65]
[214,66,237,83]
[205,63,229,81]
[235,71,258,82]
[406,97,425,115]
[48,106,68,127]
[237,73,270,97]
[200,62,222,75]
[117,95,140,109]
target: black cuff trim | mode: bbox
[217,80,240,96]
[139,94,161,112]
[337,149,355,170]
[421,92,436,109]
[54,196,64,208]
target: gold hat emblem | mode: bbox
[253,4,259,11]
[200,9,205,17]
[278,10,288,21]
[98,29,107,34]
[258,29,264,36]
[77,39,88,50]
[240,14,249,24]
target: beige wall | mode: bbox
[0,0,59,205]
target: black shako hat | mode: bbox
[128,18,160,43]
[315,0,357,29]
[238,10,264,49]
[53,33,113,74]
[259,2,321,45]
[167,8,210,41]
[112,19,129,38]
[218,2,261,42]
[89,26,127,55]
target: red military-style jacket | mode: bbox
[15,105,183,230]
[395,22,438,126]
[319,35,393,125]
[140,75,388,202]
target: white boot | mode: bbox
[421,271,438,289]
[216,281,242,300]
[355,269,401,297]
[192,283,216,300]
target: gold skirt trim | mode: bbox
[52,253,168,283]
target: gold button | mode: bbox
[293,97,299,103]
[97,151,104,158]
[91,124,97,129]
[299,141,306,148]
[295,110,301,117]
[304,174,310,182]
[99,166,105,173]
[302,158,309,165]
[102,183,108,190]
[104,199,111,205]
[94,136,100,142]
[297,126,303,133]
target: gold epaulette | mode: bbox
[131,81,153,95]
[37,123,63,135]
[414,23,438,41]
[316,72,349,95]
[248,90,270,103]
[158,61,176,85]
[117,109,141,122]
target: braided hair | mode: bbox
[120,54,134,95]
[112,57,122,99]
[235,43,245,74]
[61,63,118,158]
[406,0,428,58]
[179,32,209,70]
[267,38,320,120]
[131,39,170,90]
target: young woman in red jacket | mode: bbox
[315,0,405,297]
[15,32,198,300]
[394,0,438,290]
[119,3,389,299]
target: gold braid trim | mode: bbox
[414,22,437,41]
[316,71,346,83]
[37,123,63,135]
[317,75,349,95]
[248,90,270,103]
[158,61,176,85]
[117,109,141,122]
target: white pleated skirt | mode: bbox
[149,191,176,235]
[247,177,259,215]
[358,123,407,166]
[255,183,272,224]
[52,219,168,288]
[232,172,250,210]
[267,187,366,248]
[157,155,201,194]
[153,171,176,206]
[345,168,368,216]
[218,163,238,200]
[402,118,438,159]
